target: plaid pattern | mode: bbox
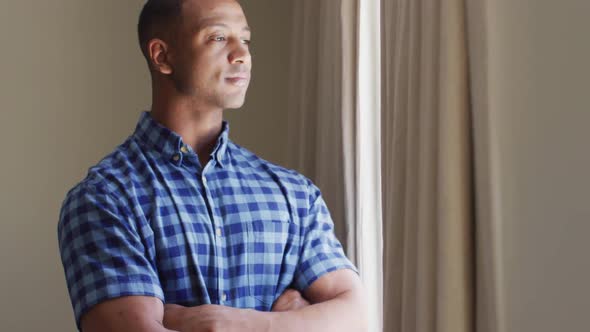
[58,111,357,329]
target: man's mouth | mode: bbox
[225,76,250,87]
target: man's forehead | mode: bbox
[178,0,248,33]
[181,0,246,22]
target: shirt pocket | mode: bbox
[245,212,291,308]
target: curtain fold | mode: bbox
[286,0,358,262]
[466,1,505,331]
[381,0,500,331]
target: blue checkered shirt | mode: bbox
[58,111,357,329]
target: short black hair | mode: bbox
[137,0,184,62]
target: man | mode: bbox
[57,0,367,331]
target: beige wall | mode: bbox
[225,0,291,166]
[0,1,290,331]
[487,1,590,331]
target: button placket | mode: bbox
[200,168,226,305]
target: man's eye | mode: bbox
[242,39,251,45]
[212,36,226,42]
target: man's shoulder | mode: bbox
[63,137,141,204]
[228,140,313,190]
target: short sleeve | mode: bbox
[57,183,164,330]
[292,182,359,291]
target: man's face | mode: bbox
[171,0,252,110]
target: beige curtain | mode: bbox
[287,1,383,330]
[287,0,502,331]
[381,0,501,332]
[286,0,359,263]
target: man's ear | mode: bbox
[147,39,173,75]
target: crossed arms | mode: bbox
[80,268,367,332]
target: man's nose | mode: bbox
[228,40,250,64]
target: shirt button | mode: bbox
[216,227,222,237]
[172,154,180,162]
[180,145,189,153]
[221,293,227,302]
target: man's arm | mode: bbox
[80,281,321,332]
[265,268,367,332]
[80,296,178,332]
[162,269,367,332]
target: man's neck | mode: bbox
[150,98,224,168]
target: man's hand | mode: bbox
[162,289,309,332]
[271,288,311,312]
[164,303,269,332]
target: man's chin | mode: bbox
[222,96,247,110]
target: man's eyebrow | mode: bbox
[198,22,251,32]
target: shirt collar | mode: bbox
[132,111,230,168]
